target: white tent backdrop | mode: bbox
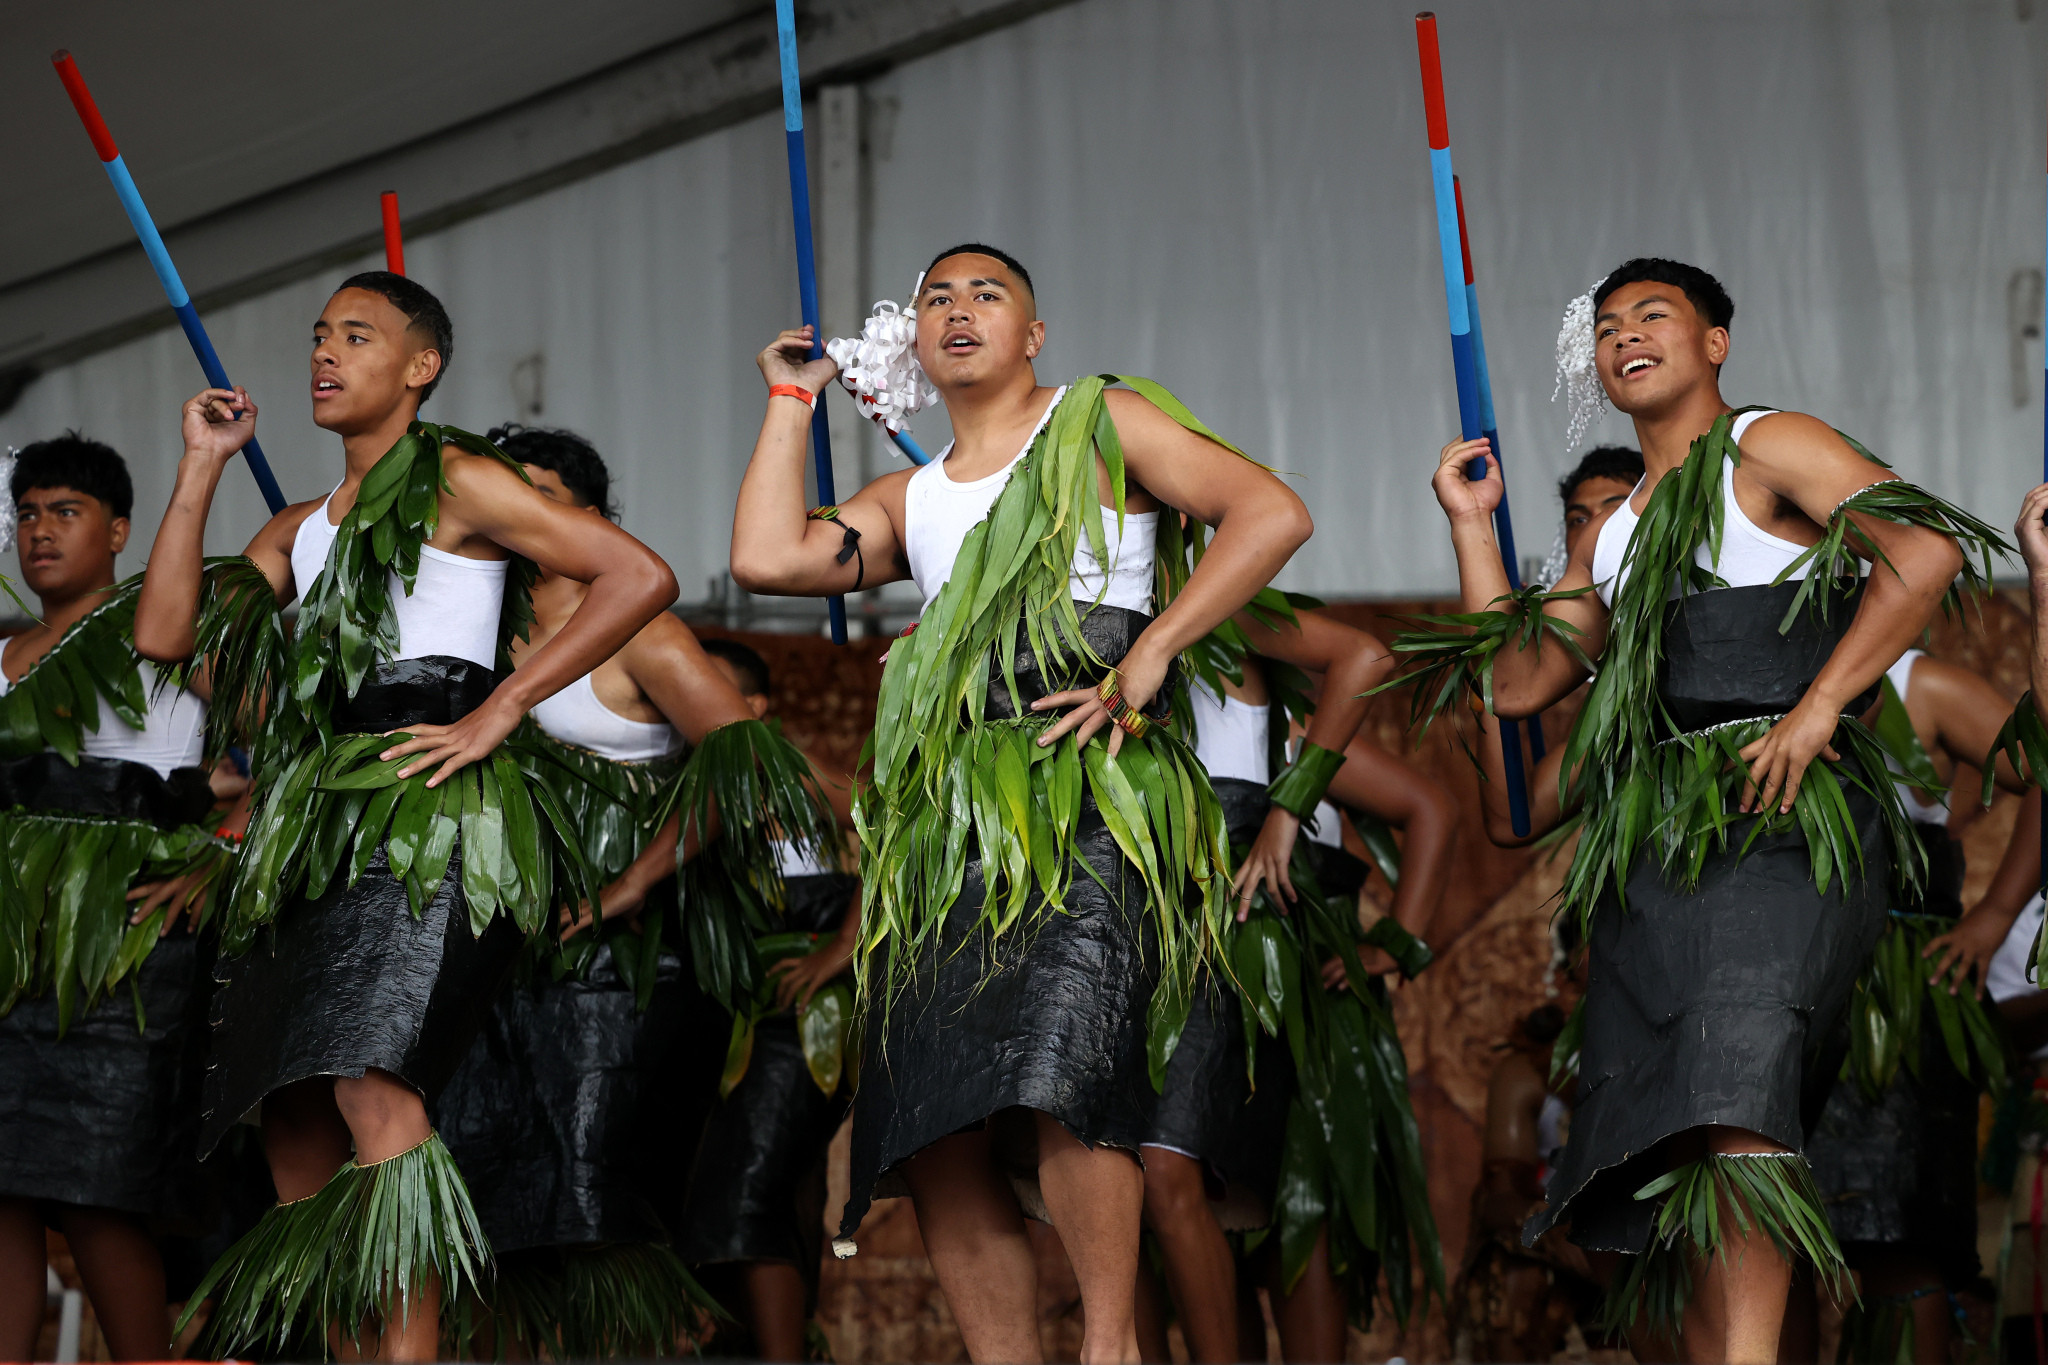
[4,0,2045,601]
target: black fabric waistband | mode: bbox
[0,752,213,828]
[982,603,1177,722]
[1656,580,1879,734]
[332,656,501,733]
[1211,776,1271,845]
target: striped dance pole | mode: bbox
[774,1,849,643]
[381,192,405,274]
[1416,12,1533,835]
[51,51,287,516]
[1455,176,1545,762]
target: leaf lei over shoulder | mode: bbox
[856,375,1265,1026]
[0,580,150,765]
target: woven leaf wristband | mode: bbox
[1267,741,1344,820]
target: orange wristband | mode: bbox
[769,384,817,410]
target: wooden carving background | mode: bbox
[697,587,2035,1363]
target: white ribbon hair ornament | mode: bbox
[825,283,937,441]
[1553,283,1608,453]
[0,450,16,554]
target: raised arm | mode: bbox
[1229,610,1394,915]
[136,387,305,662]
[1732,413,1967,813]
[730,326,912,596]
[2019,484,2048,717]
[381,452,676,786]
[1431,437,1611,718]
[1032,387,1312,752]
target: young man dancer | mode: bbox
[134,272,678,1360]
[1533,446,1644,588]
[676,636,861,1361]
[431,427,828,1358]
[730,244,1311,1364]
[0,436,237,1361]
[1408,258,2000,1362]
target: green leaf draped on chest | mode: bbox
[289,422,538,720]
[0,585,150,766]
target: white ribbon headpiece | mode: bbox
[825,278,937,442]
[1553,283,1607,452]
[0,449,17,554]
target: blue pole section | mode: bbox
[97,156,288,515]
[776,0,848,644]
[1463,281,1545,762]
[888,428,932,466]
[1421,150,1531,833]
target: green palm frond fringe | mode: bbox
[719,929,857,1097]
[1601,1152,1848,1340]
[0,578,235,1024]
[1234,840,1441,1328]
[1379,408,2008,937]
[466,1241,723,1360]
[1846,912,2008,1104]
[668,717,838,1012]
[199,426,556,951]
[855,376,1263,1055]
[178,1132,488,1361]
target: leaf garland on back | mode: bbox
[855,376,1264,1044]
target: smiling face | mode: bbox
[914,254,1045,392]
[1563,474,1636,560]
[309,288,442,434]
[15,485,127,603]
[1592,280,1728,418]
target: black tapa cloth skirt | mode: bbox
[0,752,216,1217]
[1144,778,1265,1193]
[1530,583,1891,1253]
[1807,824,1984,1287]
[678,872,857,1269]
[202,658,523,1154]
[837,605,1170,1244]
[435,916,689,1252]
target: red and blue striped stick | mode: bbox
[1455,176,1545,763]
[381,192,405,275]
[774,1,850,643]
[1416,12,1533,836]
[51,51,287,516]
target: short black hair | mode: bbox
[11,431,132,520]
[486,424,616,521]
[334,270,455,404]
[1557,445,1645,507]
[702,638,769,698]
[1592,258,1734,332]
[922,243,1035,300]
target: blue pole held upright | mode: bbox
[1417,13,1533,836]
[52,51,287,516]
[775,1,849,644]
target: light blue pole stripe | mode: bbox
[1428,148,1468,334]
[103,156,188,308]
[1465,283,1497,433]
[889,428,931,465]
[775,0,804,131]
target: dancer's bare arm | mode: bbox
[1230,611,1394,916]
[1032,388,1313,754]
[1325,736,1457,975]
[1923,787,2041,996]
[136,388,319,661]
[2018,484,2048,724]
[1906,657,2028,793]
[1473,707,1574,847]
[381,451,677,786]
[1432,437,1611,717]
[731,326,913,595]
[1730,413,1965,813]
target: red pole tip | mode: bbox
[1415,14,1449,149]
[1453,176,1476,284]
[380,192,405,276]
[51,50,119,162]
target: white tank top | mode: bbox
[291,487,508,669]
[904,387,1158,614]
[1304,800,1345,848]
[1189,681,1269,785]
[777,837,835,879]
[1882,649,1948,823]
[0,656,205,780]
[1987,894,2048,1059]
[1592,410,1817,608]
[530,673,680,763]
